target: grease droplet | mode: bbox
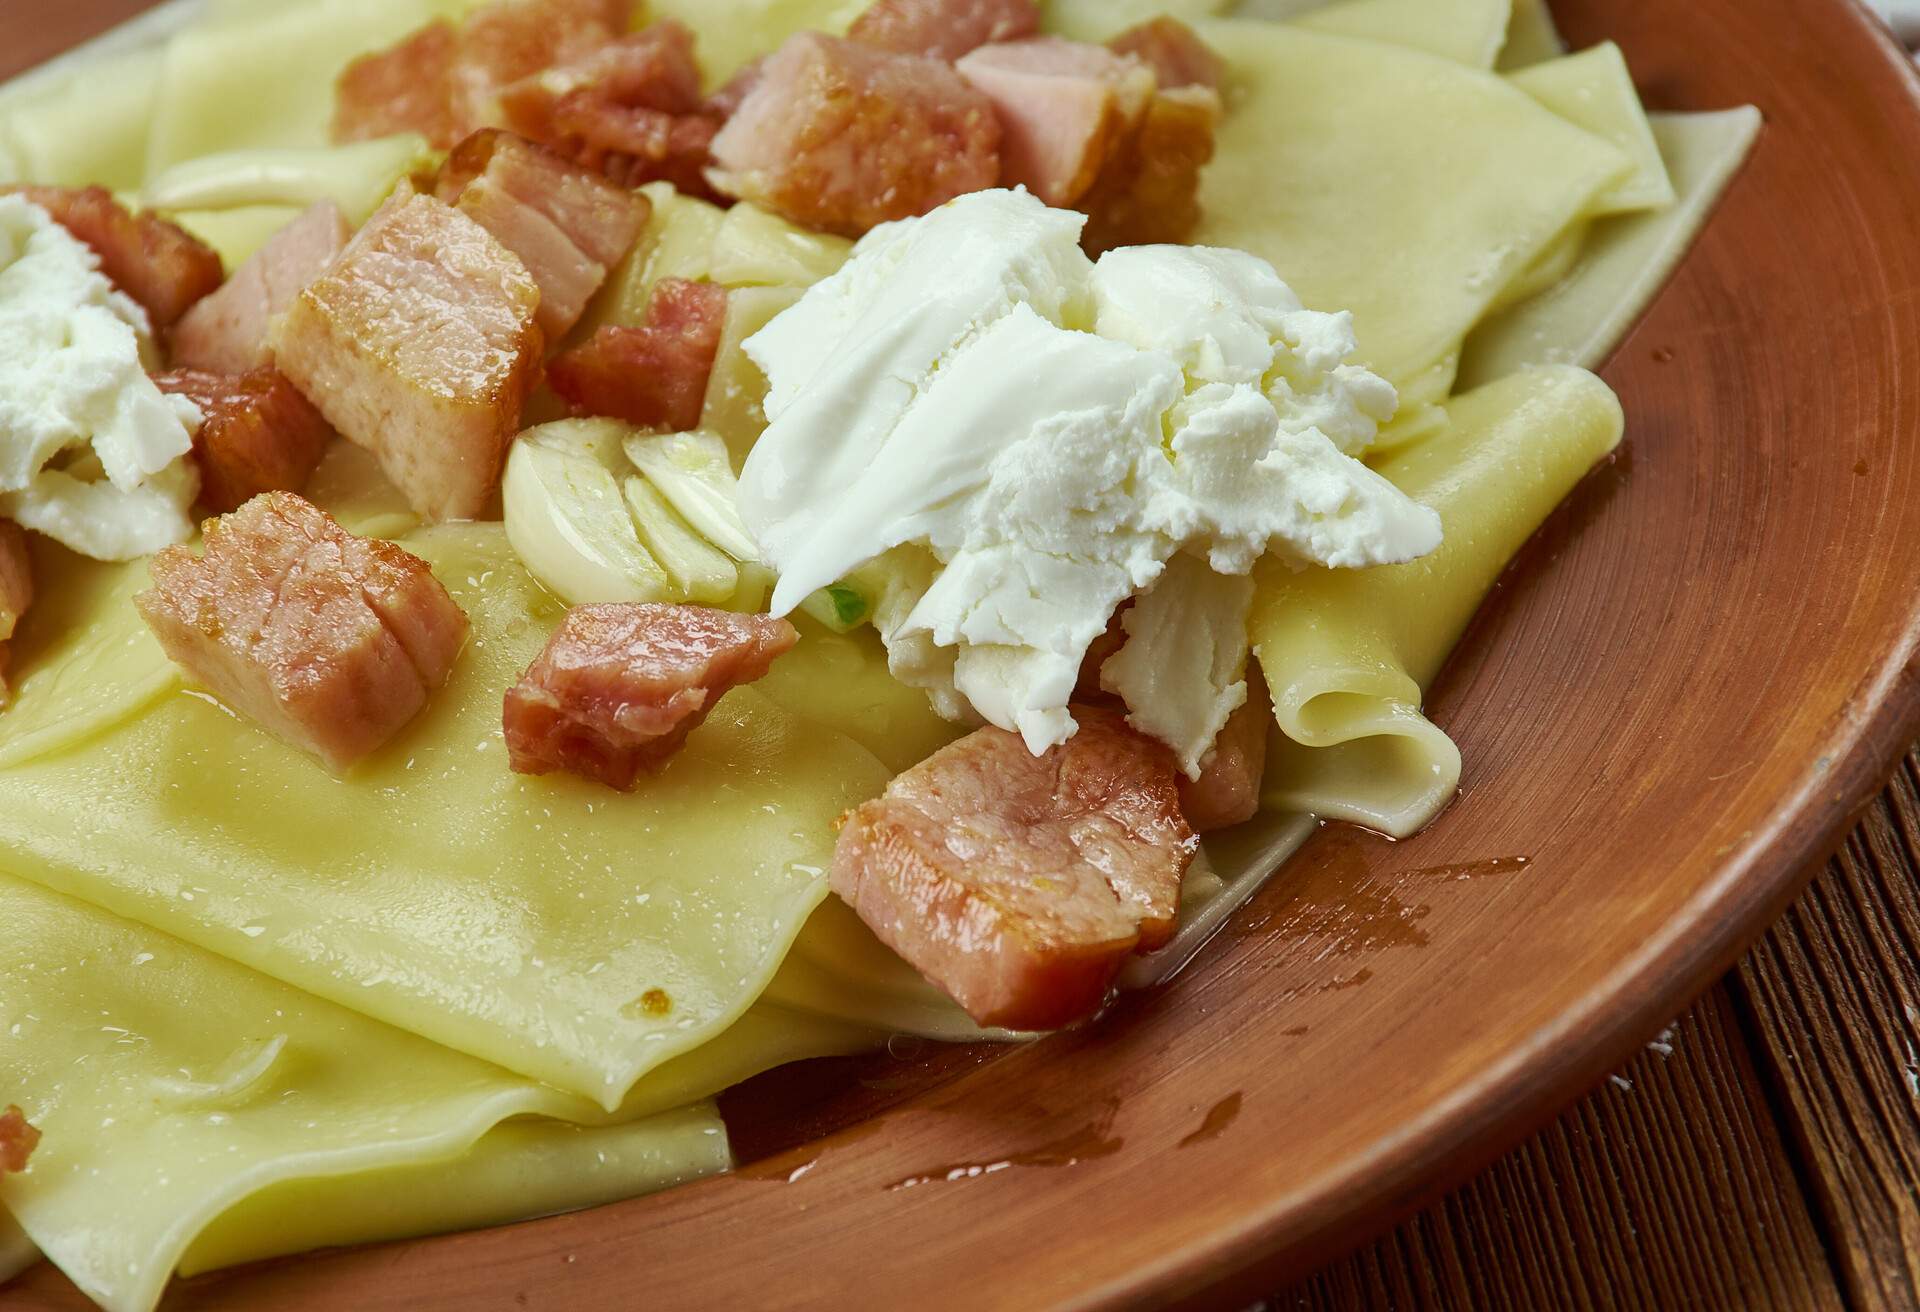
[1179,1092,1243,1148]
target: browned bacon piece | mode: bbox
[955,38,1152,209]
[0,522,32,711]
[436,130,649,338]
[704,58,765,121]
[1106,16,1223,92]
[452,0,632,138]
[153,368,335,514]
[1177,669,1271,833]
[504,603,798,789]
[0,1106,38,1173]
[706,32,1000,238]
[334,0,630,149]
[500,22,721,195]
[171,202,352,375]
[334,20,461,147]
[848,0,1040,62]
[547,277,726,431]
[832,706,1197,1030]
[6,185,223,328]
[1077,85,1220,256]
[272,188,543,522]
[136,492,468,772]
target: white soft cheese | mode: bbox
[0,193,200,561]
[740,189,1441,755]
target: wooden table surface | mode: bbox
[7,4,1920,1310]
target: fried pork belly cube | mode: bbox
[6,185,223,328]
[504,603,798,789]
[548,277,726,431]
[171,202,351,374]
[848,0,1040,62]
[0,521,32,711]
[272,188,542,522]
[334,20,461,147]
[501,22,721,196]
[452,0,632,138]
[1177,668,1270,833]
[153,368,335,514]
[334,0,630,148]
[1077,84,1220,256]
[706,33,1001,238]
[436,130,648,338]
[1106,16,1223,92]
[832,706,1197,1030]
[0,1106,38,1173]
[136,492,468,772]
[955,38,1153,208]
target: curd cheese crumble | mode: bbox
[739,189,1441,758]
[0,193,201,562]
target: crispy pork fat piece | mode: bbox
[435,129,649,339]
[547,277,726,431]
[152,368,335,514]
[271,188,543,522]
[1106,16,1223,92]
[831,706,1198,1030]
[0,521,32,710]
[705,32,1001,238]
[136,492,469,772]
[0,1106,38,1173]
[503,603,798,790]
[848,0,1040,62]
[171,202,351,375]
[4,185,223,328]
[1176,669,1271,834]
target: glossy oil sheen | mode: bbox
[7,0,1920,1306]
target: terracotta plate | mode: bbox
[9,0,1920,1306]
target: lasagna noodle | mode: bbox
[1253,365,1625,837]
[1508,44,1676,216]
[1500,0,1568,70]
[1192,19,1633,410]
[0,872,881,1312]
[0,49,160,190]
[1458,109,1764,389]
[0,524,895,1108]
[1291,0,1510,68]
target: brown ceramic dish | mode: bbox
[8,0,1920,1307]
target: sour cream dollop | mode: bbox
[739,188,1440,755]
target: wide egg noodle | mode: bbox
[1500,0,1568,70]
[1192,19,1632,412]
[1508,43,1676,215]
[0,874,705,1312]
[165,204,306,270]
[1289,0,1509,68]
[0,523,894,1108]
[1458,109,1764,390]
[0,49,160,190]
[1042,0,1234,42]
[1252,365,1625,837]
[143,0,473,172]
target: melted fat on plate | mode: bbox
[0,0,1759,1303]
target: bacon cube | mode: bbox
[171,202,352,375]
[848,0,1040,62]
[334,20,461,147]
[0,1105,38,1173]
[500,22,721,196]
[706,32,1000,238]
[435,130,648,339]
[6,185,223,328]
[1077,84,1219,255]
[0,521,32,711]
[271,188,543,522]
[153,367,335,514]
[504,603,798,789]
[136,492,468,772]
[547,277,727,431]
[831,706,1197,1031]
[955,38,1153,209]
[1107,16,1223,92]
[1176,668,1270,833]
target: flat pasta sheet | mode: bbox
[0,526,893,1106]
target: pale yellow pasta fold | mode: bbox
[1291,0,1509,67]
[1253,365,1625,836]
[1510,43,1676,216]
[1194,20,1632,410]
[1459,109,1763,389]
